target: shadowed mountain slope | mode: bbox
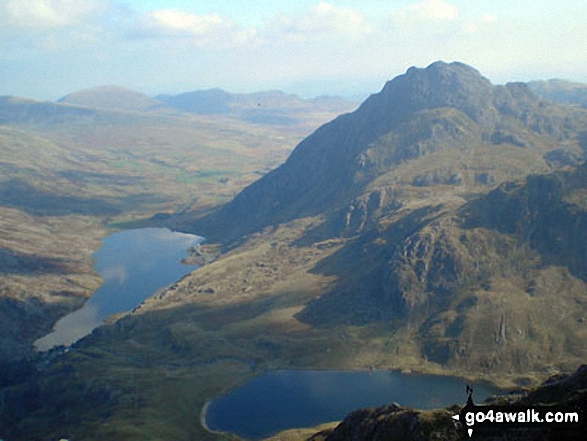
[189,61,587,244]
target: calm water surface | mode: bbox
[33,228,502,439]
[34,228,201,351]
[205,369,502,439]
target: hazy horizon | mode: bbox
[1,0,586,101]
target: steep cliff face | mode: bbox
[462,163,587,282]
[383,160,587,312]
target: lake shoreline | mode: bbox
[202,366,507,440]
[33,227,202,352]
[200,400,234,438]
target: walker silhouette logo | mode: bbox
[451,385,584,439]
[451,384,476,437]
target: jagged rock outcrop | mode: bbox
[384,222,473,310]
[309,404,460,441]
[462,162,587,281]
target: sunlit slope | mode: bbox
[0,89,354,362]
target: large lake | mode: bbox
[34,228,201,351]
[205,369,503,439]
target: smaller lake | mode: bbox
[205,369,503,440]
[34,228,201,351]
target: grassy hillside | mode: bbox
[0,91,352,363]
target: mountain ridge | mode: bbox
[186,61,587,244]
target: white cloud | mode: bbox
[145,10,230,37]
[269,1,371,42]
[0,0,112,51]
[2,0,104,30]
[396,0,460,23]
[481,13,496,24]
[464,13,497,34]
[128,2,371,49]
[129,9,261,48]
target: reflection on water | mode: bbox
[34,228,201,351]
[205,369,503,439]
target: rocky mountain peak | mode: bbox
[187,61,582,244]
[363,61,496,126]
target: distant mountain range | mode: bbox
[4,78,585,129]
[55,86,357,127]
[156,89,354,125]
[528,79,587,108]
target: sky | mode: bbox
[1,0,586,100]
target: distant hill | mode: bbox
[58,86,161,112]
[0,96,97,125]
[156,88,233,115]
[528,79,587,108]
[156,89,357,126]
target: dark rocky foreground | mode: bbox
[308,365,587,441]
